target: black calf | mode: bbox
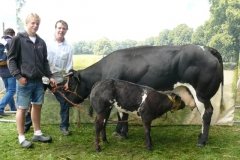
[90,79,185,151]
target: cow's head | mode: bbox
[57,69,85,106]
[167,92,185,112]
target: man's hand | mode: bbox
[63,82,69,90]
[63,77,70,90]
[49,78,57,87]
[18,77,27,85]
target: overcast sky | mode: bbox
[0,0,210,43]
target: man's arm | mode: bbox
[7,36,22,80]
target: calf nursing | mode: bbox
[90,79,185,151]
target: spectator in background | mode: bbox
[48,20,73,136]
[0,28,16,116]
[24,20,73,136]
[7,13,56,148]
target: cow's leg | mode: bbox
[120,112,129,138]
[197,100,213,147]
[115,112,129,138]
[95,114,105,152]
[142,120,152,150]
[115,112,122,134]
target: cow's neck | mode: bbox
[80,63,103,96]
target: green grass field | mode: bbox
[1,55,240,160]
[1,121,240,160]
[73,54,103,70]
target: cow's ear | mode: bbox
[64,71,74,77]
[64,69,77,77]
[170,93,177,100]
[74,72,81,82]
[69,69,76,73]
[171,93,181,102]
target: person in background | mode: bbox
[24,20,73,136]
[49,20,73,136]
[0,28,16,116]
[7,13,56,148]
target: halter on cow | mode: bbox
[62,44,224,147]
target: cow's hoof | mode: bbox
[112,132,127,139]
[112,131,120,136]
[196,143,205,147]
[103,140,109,144]
[96,146,101,152]
[120,134,128,139]
[146,146,153,151]
[198,133,202,138]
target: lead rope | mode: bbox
[53,84,83,110]
[56,90,81,107]
[55,88,132,123]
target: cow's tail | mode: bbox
[208,47,224,106]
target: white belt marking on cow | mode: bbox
[113,101,140,117]
[112,89,148,118]
[140,89,148,105]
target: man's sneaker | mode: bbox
[32,135,52,143]
[20,140,33,148]
[60,128,71,136]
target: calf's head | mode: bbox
[167,93,185,111]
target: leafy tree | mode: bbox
[144,37,156,46]
[156,29,171,45]
[73,41,94,54]
[93,38,112,55]
[112,40,138,51]
[209,30,235,61]
[169,24,193,45]
[192,25,208,46]
[207,0,240,62]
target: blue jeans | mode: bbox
[0,77,16,112]
[16,80,44,109]
[24,87,70,131]
[54,92,70,130]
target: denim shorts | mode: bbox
[16,80,45,109]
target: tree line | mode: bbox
[73,0,240,63]
[15,0,239,62]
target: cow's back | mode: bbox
[100,45,181,89]
[100,44,223,95]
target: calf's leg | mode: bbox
[101,109,111,143]
[142,120,153,150]
[95,114,105,152]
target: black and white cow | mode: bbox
[90,79,185,151]
[63,44,224,147]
